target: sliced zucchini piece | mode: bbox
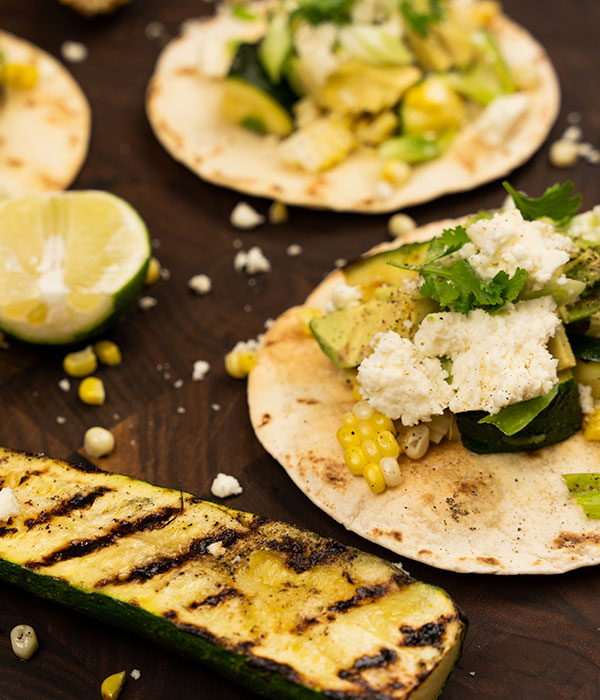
[0,449,466,700]
[456,376,581,454]
[224,43,295,137]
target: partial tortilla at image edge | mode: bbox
[146,11,560,213]
[0,30,91,196]
[248,219,600,575]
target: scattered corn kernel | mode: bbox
[268,201,288,224]
[84,426,115,458]
[380,457,402,487]
[10,625,38,661]
[145,256,161,285]
[225,344,256,379]
[388,212,417,238]
[343,446,368,475]
[101,671,126,700]
[549,139,579,169]
[94,340,122,366]
[78,376,106,406]
[583,408,600,441]
[363,462,386,494]
[403,424,430,459]
[63,345,97,377]
[296,307,323,336]
[2,63,38,89]
[336,424,361,449]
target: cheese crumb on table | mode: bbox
[234,247,271,274]
[188,274,212,295]
[138,296,157,311]
[211,473,243,498]
[130,669,141,681]
[230,202,265,229]
[61,40,88,63]
[0,487,19,521]
[145,21,166,39]
[192,360,210,381]
[58,378,71,392]
[286,243,303,257]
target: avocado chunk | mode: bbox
[343,240,430,288]
[548,324,576,371]
[456,376,581,454]
[565,246,600,287]
[310,297,416,369]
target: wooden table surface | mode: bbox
[1,1,599,698]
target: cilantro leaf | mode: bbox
[296,0,356,25]
[503,181,582,226]
[400,0,445,37]
[424,225,469,263]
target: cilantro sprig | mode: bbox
[294,0,356,25]
[388,224,528,315]
[400,0,445,37]
[503,181,582,227]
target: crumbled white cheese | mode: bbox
[578,384,595,414]
[207,541,226,556]
[56,416,67,424]
[357,332,453,426]
[138,295,158,311]
[326,282,362,312]
[461,209,573,291]
[192,360,210,381]
[234,247,271,275]
[294,22,339,88]
[334,258,347,268]
[176,406,186,414]
[358,297,561,424]
[230,202,265,229]
[286,243,303,257]
[414,297,560,415]
[173,379,184,389]
[470,93,529,147]
[264,317,275,329]
[188,274,212,295]
[145,21,166,39]
[0,487,19,521]
[211,403,221,412]
[549,139,579,169]
[61,40,88,63]
[130,669,141,681]
[211,473,243,498]
[565,206,600,244]
[58,378,71,392]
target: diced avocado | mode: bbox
[379,133,448,164]
[565,289,600,324]
[456,376,581,454]
[344,240,431,289]
[405,28,453,72]
[548,324,576,371]
[565,246,600,287]
[224,43,296,136]
[310,297,416,369]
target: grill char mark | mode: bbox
[25,506,181,569]
[24,486,113,529]
[328,584,389,614]
[94,527,247,587]
[399,620,449,648]
[266,534,351,574]
[189,587,241,609]
[0,526,17,537]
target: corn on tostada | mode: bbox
[147,0,559,212]
[249,182,600,573]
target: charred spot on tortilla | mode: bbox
[258,412,271,427]
[553,532,600,549]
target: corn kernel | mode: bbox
[363,463,386,493]
[3,63,38,89]
[371,411,396,434]
[296,307,323,336]
[268,201,288,224]
[78,376,105,406]
[225,347,256,379]
[341,411,358,427]
[352,383,363,401]
[362,439,381,462]
[343,446,368,475]
[101,671,126,700]
[94,340,122,366]
[380,457,402,487]
[549,139,579,169]
[84,426,115,458]
[352,400,373,420]
[63,346,97,377]
[356,420,377,441]
[336,424,361,449]
[381,159,411,186]
[10,625,38,661]
[376,430,401,458]
[584,408,600,441]
[388,212,417,238]
[145,256,161,286]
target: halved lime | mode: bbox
[0,191,151,344]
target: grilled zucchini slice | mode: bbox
[224,43,295,137]
[0,448,465,700]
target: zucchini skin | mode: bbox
[456,378,582,454]
[0,449,465,700]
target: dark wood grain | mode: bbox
[1,1,599,698]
